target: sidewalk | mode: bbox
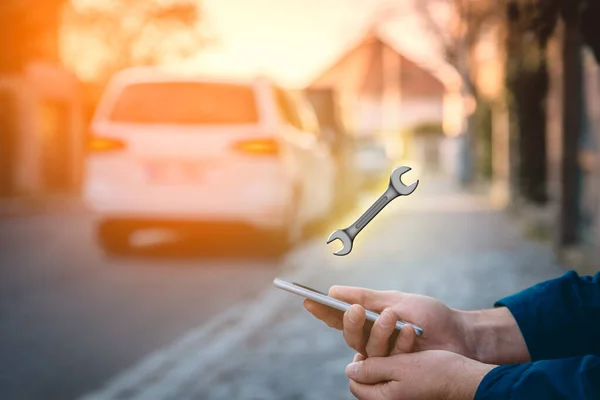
[82,174,568,400]
[509,198,600,276]
[0,194,86,217]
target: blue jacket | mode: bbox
[475,271,600,399]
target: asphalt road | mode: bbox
[0,212,287,400]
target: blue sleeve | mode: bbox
[494,270,600,361]
[475,356,600,399]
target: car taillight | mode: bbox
[88,137,126,152]
[233,138,279,156]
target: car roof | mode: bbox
[109,67,272,87]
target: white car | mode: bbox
[84,68,336,255]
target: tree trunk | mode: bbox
[514,63,549,204]
[558,12,583,247]
[472,99,493,181]
[504,0,550,206]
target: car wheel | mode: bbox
[96,219,132,256]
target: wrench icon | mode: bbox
[327,166,419,256]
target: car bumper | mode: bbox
[83,184,292,231]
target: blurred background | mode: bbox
[0,0,599,399]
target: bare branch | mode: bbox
[411,0,503,98]
[413,0,457,58]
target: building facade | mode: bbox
[307,31,448,140]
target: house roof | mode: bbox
[377,27,462,91]
[305,24,461,92]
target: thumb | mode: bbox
[345,357,396,384]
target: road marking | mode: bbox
[79,238,326,400]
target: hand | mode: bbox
[304,286,476,359]
[345,350,496,400]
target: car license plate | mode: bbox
[145,160,207,184]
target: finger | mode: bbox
[346,357,396,385]
[349,380,379,400]
[365,309,397,357]
[350,380,394,400]
[390,324,417,355]
[353,353,366,363]
[343,305,368,355]
[329,286,399,312]
[303,299,344,330]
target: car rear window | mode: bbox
[108,82,260,125]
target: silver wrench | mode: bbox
[327,166,419,256]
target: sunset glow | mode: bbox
[60,0,452,88]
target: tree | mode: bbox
[411,0,503,184]
[411,0,498,98]
[509,0,600,245]
[410,0,598,204]
[528,0,600,246]
[0,0,66,72]
[529,0,600,64]
[504,0,553,205]
[60,0,207,84]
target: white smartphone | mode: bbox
[273,278,423,337]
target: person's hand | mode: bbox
[345,350,496,400]
[304,286,476,359]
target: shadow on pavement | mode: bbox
[97,188,373,262]
[119,230,284,261]
[110,220,335,262]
